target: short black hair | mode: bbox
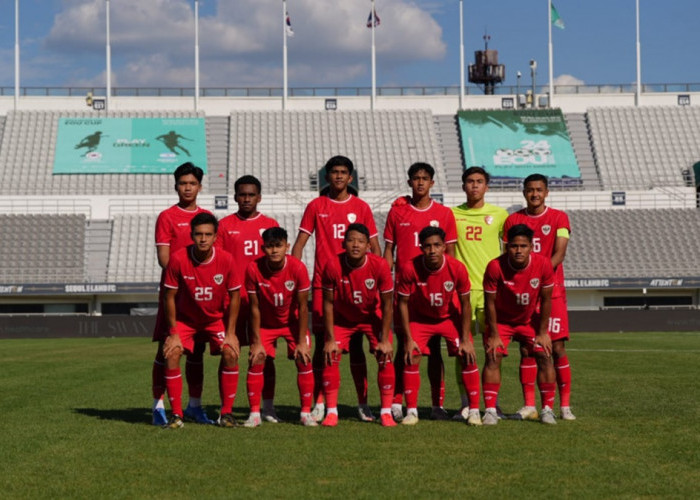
[462,166,490,184]
[324,155,354,175]
[174,162,204,183]
[506,224,534,242]
[523,173,548,188]
[345,223,370,242]
[418,226,446,244]
[234,175,261,194]
[262,226,288,245]
[407,162,435,180]
[190,212,218,233]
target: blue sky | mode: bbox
[0,1,698,90]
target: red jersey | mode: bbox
[298,195,378,287]
[155,204,211,254]
[164,247,241,326]
[244,256,311,329]
[503,207,570,297]
[483,253,555,326]
[218,212,279,265]
[397,255,470,322]
[383,200,458,267]
[321,252,394,325]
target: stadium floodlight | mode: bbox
[516,71,522,104]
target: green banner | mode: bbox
[458,109,580,182]
[53,117,207,174]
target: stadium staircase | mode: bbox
[205,116,230,194]
[85,219,113,282]
[433,114,465,191]
[564,113,602,190]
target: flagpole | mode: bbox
[635,0,641,107]
[548,0,554,107]
[459,0,465,110]
[283,0,288,111]
[14,0,19,110]
[106,0,111,111]
[194,0,200,112]
[371,0,376,111]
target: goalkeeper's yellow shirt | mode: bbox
[451,202,508,291]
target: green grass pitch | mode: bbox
[2,332,699,498]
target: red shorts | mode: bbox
[260,326,311,360]
[547,295,569,342]
[332,320,391,353]
[175,320,226,355]
[408,317,472,357]
[484,323,546,357]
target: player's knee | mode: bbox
[552,341,566,358]
[221,348,238,367]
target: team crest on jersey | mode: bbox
[285,280,295,291]
[429,220,439,227]
[347,213,357,223]
[484,215,493,225]
[214,274,224,285]
[542,225,551,235]
[444,281,454,292]
[365,279,376,290]
[530,278,540,289]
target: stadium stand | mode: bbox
[107,214,160,283]
[0,214,86,282]
[566,208,700,278]
[228,110,445,193]
[587,106,699,190]
[564,113,602,190]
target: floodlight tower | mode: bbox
[468,34,505,95]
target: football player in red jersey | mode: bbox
[320,224,396,427]
[151,162,213,426]
[396,226,480,426]
[161,213,242,428]
[503,173,575,421]
[383,162,458,421]
[242,227,316,427]
[292,156,381,422]
[218,175,281,423]
[482,224,557,425]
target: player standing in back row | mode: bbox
[503,173,575,421]
[292,155,381,423]
[383,162,458,421]
[151,162,213,426]
[217,175,280,422]
[451,166,508,420]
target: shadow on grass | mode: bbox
[74,407,153,425]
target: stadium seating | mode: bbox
[107,214,160,283]
[566,208,700,278]
[228,110,445,193]
[0,214,86,282]
[587,106,699,190]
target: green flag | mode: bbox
[551,3,565,29]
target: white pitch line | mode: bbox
[567,348,700,353]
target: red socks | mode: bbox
[164,368,183,417]
[246,363,264,413]
[219,364,239,415]
[555,355,572,407]
[520,357,537,407]
[296,362,315,413]
[377,359,395,410]
[483,382,500,409]
[403,365,421,409]
[461,363,481,409]
[539,381,557,409]
[322,356,341,409]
